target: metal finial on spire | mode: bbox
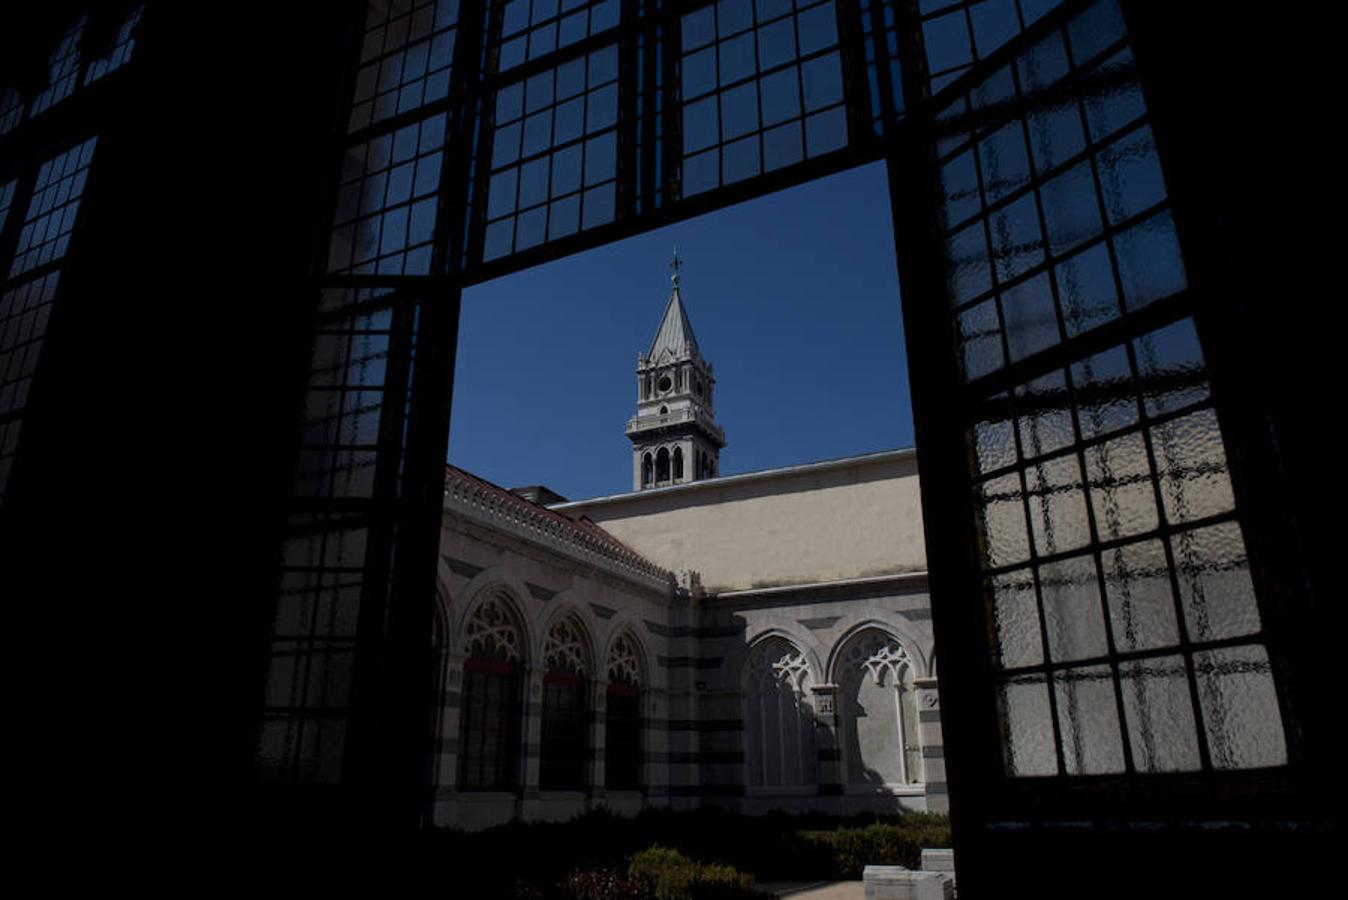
[670,245,682,287]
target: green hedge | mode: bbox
[797,815,951,878]
[627,845,759,900]
[420,807,951,895]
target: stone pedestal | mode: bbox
[863,865,953,900]
[920,848,955,881]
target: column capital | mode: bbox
[810,683,840,721]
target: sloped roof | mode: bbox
[646,286,701,362]
[445,465,667,579]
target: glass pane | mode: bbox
[1016,369,1073,459]
[1085,431,1157,541]
[991,569,1043,669]
[1040,554,1107,662]
[1194,646,1287,770]
[1172,522,1261,642]
[999,674,1057,775]
[1054,664,1125,774]
[1025,454,1090,556]
[1118,655,1201,773]
[976,473,1030,567]
[1151,409,1235,525]
[1101,539,1177,652]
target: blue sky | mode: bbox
[449,159,914,501]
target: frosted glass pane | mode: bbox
[1172,522,1262,642]
[1002,272,1058,361]
[949,221,992,305]
[979,120,1031,203]
[960,298,1004,380]
[1134,317,1209,417]
[1026,454,1090,556]
[1054,664,1125,774]
[1040,554,1106,662]
[1102,539,1177,652]
[1016,369,1073,458]
[1056,241,1119,337]
[1194,645,1287,770]
[1119,655,1201,772]
[1151,408,1235,525]
[971,393,1016,474]
[306,648,356,708]
[1071,344,1137,440]
[1085,430,1158,541]
[991,569,1043,669]
[999,674,1057,775]
[977,473,1030,567]
[1114,210,1186,311]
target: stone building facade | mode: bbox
[431,277,942,830]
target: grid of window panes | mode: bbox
[269,0,467,780]
[940,2,1172,381]
[9,138,99,279]
[633,21,667,217]
[679,0,848,197]
[0,88,22,135]
[482,43,621,260]
[0,272,60,503]
[328,114,446,276]
[294,288,399,499]
[921,0,1066,94]
[857,0,905,135]
[0,273,59,420]
[257,510,371,783]
[83,4,146,85]
[259,284,405,783]
[497,0,622,75]
[0,179,16,233]
[29,16,88,117]
[944,0,1287,777]
[349,0,461,132]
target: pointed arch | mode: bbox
[540,611,593,790]
[741,635,817,789]
[723,622,825,688]
[642,452,653,487]
[655,446,670,482]
[825,616,930,682]
[453,568,535,663]
[458,586,527,791]
[605,627,647,790]
[673,446,684,481]
[831,626,923,787]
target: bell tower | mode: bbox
[628,252,726,491]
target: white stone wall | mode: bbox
[557,449,926,593]
[431,511,675,829]
[697,576,947,814]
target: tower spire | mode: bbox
[628,256,725,491]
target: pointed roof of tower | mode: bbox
[647,249,702,361]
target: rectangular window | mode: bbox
[10,137,99,279]
[459,661,522,790]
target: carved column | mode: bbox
[913,675,947,812]
[588,677,607,807]
[519,665,545,819]
[433,651,466,789]
[811,682,841,804]
[644,687,666,808]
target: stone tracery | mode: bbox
[465,593,522,662]
[544,615,589,675]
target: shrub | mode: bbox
[561,868,643,900]
[796,818,952,878]
[627,845,759,900]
